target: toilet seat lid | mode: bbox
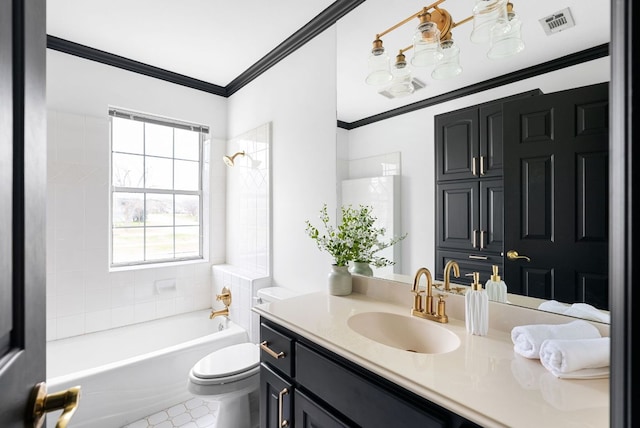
[192,343,259,379]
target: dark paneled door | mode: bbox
[503,83,609,309]
[0,0,48,425]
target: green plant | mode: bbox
[343,204,407,268]
[305,204,407,268]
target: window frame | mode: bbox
[108,107,209,268]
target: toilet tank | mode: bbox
[251,287,301,343]
[256,286,299,303]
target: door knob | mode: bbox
[29,382,81,428]
[506,250,531,262]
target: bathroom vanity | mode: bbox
[253,277,609,428]
[259,317,479,428]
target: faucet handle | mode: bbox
[436,294,448,319]
[216,286,232,307]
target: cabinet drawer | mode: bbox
[435,249,503,284]
[296,343,448,428]
[260,322,294,377]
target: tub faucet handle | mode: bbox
[216,287,232,307]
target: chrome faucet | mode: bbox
[443,260,460,292]
[210,286,231,319]
[411,267,448,323]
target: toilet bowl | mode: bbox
[187,286,299,428]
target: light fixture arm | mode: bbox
[372,0,447,43]
[372,1,515,49]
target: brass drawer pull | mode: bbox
[278,387,290,427]
[260,341,285,359]
[468,255,488,260]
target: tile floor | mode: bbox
[122,398,219,428]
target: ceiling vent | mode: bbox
[539,7,576,35]
[378,78,426,99]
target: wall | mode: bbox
[46,50,228,340]
[226,27,338,294]
[345,57,610,278]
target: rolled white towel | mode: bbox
[539,337,610,379]
[511,320,601,359]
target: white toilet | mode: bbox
[187,286,298,428]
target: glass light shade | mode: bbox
[411,21,443,67]
[470,0,510,45]
[365,51,393,85]
[387,64,415,97]
[487,12,525,59]
[431,40,462,80]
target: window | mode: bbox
[109,108,208,267]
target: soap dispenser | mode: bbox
[485,265,508,303]
[465,272,488,336]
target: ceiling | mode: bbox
[47,0,610,124]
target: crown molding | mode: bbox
[226,0,365,96]
[339,43,610,130]
[47,35,227,96]
[47,0,365,98]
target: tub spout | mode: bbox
[209,308,229,319]
[210,286,231,319]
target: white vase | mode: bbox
[328,265,352,296]
[351,261,374,276]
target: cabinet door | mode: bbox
[260,363,293,428]
[294,390,352,428]
[296,343,448,428]
[435,108,479,181]
[479,102,504,178]
[437,181,479,250]
[479,179,503,253]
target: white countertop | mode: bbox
[253,289,609,428]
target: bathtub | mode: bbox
[46,310,249,428]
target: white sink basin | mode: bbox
[347,312,461,354]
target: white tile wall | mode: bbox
[211,264,270,343]
[225,123,271,275]
[46,110,214,340]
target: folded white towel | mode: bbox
[539,337,610,378]
[537,299,570,314]
[537,300,610,323]
[564,303,611,324]
[511,320,601,359]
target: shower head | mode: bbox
[223,150,245,167]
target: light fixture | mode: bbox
[387,52,415,97]
[365,0,524,96]
[487,5,525,59]
[431,39,462,79]
[411,14,443,67]
[470,0,510,45]
[365,38,393,85]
